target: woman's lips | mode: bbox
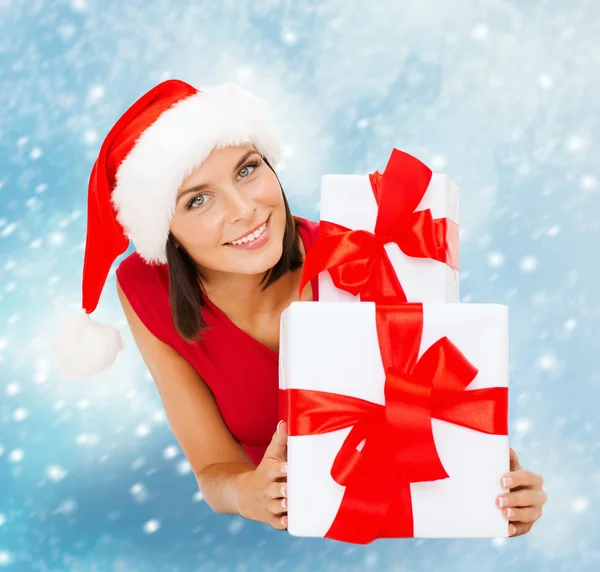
[225,215,271,250]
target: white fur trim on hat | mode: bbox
[110,83,283,265]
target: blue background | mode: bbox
[1,0,599,570]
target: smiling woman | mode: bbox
[51,79,319,532]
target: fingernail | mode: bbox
[502,477,513,488]
[509,524,516,536]
[281,498,286,509]
[281,463,287,474]
[277,420,283,433]
[498,496,508,507]
[281,516,286,526]
[280,485,286,497]
[506,508,515,518]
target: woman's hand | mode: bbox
[497,447,548,537]
[237,420,288,530]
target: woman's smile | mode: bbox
[224,214,271,250]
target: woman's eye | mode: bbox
[237,160,260,180]
[187,193,209,209]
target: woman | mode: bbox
[52,79,547,537]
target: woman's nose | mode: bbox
[226,188,255,220]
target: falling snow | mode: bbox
[1,0,598,570]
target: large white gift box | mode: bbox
[279,301,510,541]
[318,157,460,303]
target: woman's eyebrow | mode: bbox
[176,149,259,203]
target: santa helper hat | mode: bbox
[52,79,283,379]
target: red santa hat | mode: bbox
[51,79,283,379]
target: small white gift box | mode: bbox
[318,155,459,303]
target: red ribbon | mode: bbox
[299,149,459,302]
[280,304,508,544]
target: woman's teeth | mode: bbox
[229,220,268,245]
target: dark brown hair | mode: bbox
[165,155,306,343]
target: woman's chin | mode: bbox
[224,242,284,275]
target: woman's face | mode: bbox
[169,144,286,278]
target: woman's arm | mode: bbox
[116,279,254,515]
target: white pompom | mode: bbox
[51,310,125,379]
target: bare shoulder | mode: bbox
[115,278,253,475]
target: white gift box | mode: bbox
[319,172,459,302]
[279,301,509,540]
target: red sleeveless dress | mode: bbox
[115,216,319,466]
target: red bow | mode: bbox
[299,149,459,302]
[280,304,508,544]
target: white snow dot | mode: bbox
[177,460,192,475]
[565,136,587,153]
[130,483,149,503]
[30,147,43,160]
[17,136,28,148]
[71,210,81,220]
[0,551,12,566]
[136,424,151,438]
[84,130,98,144]
[12,408,28,422]
[88,85,105,102]
[193,490,204,502]
[488,252,504,267]
[34,369,48,384]
[77,399,90,410]
[151,410,166,424]
[472,24,489,39]
[143,519,161,534]
[49,232,65,245]
[36,184,47,193]
[492,537,507,547]
[520,256,537,272]
[564,319,577,331]
[547,225,560,237]
[281,28,298,45]
[430,154,447,169]
[0,339,7,351]
[71,0,88,11]
[6,383,19,396]
[30,239,42,249]
[228,518,244,534]
[580,174,597,190]
[76,433,99,447]
[514,419,531,434]
[163,445,180,460]
[1,223,17,237]
[46,465,68,483]
[0,514,6,526]
[537,352,558,371]
[538,74,554,89]
[26,197,40,209]
[54,499,77,515]
[572,497,589,513]
[58,24,76,40]
[8,449,24,463]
